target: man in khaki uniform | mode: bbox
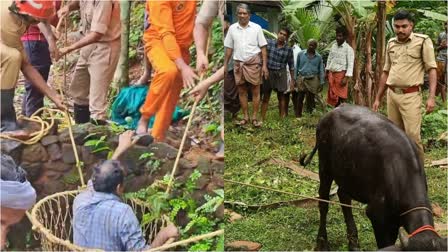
[373,10,437,162]
[58,0,120,124]
[0,0,64,136]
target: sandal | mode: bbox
[252,119,262,128]
[236,119,249,126]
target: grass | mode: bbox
[224,92,447,251]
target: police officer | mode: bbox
[373,10,437,162]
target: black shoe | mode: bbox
[1,89,18,131]
[73,104,90,124]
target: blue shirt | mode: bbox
[73,184,148,251]
[295,50,325,84]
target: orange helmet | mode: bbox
[14,0,56,20]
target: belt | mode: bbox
[388,85,420,94]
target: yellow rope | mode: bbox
[165,32,212,194]
[224,179,365,210]
[60,9,84,187]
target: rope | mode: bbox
[408,225,440,238]
[165,32,212,194]
[60,8,84,187]
[145,229,224,252]
[224,179,364,210]
[0,107,56,144]
[399,206,433,217]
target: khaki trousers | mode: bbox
[69,40,120,120]
[387,88,424,162]
[0,43,22,90]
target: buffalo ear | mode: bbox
[398,227,409,249]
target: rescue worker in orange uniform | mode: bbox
[136,0,198,141]
[0,0,65,137]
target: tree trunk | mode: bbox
[365,28,373,107]
[114,0,131,88]
[347,17,363,105]
[375,0,387,103]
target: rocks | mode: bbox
[40,135,59,146]
[20,162,42,182]
[159,160,175,176]
[225,209,243,223]
[197,156,212,175]
[61,144,79,164]
[47,143,62,161]
[124,175,154,193]
[58,124,89,145]
[196,175,210,190]
[80,146,96,166]
[205,176,223,194]
[211,160,224,174]
[226,241,262,251]
[149,142,178,160]
[179,158,197,170]
[43,161,72,173]
[22,143,48,163]
[0,139,23,157]
[43,180,66,195]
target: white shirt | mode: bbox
[292,44,302,70]
[287,44,301,89]
[224,21,268,62]
[325,41,355,77]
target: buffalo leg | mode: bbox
[316,174,332,251]
[366,204,398,249]
[338,190,360,251]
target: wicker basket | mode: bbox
[28,189,172,251]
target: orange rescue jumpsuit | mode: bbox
[141,0,196,141]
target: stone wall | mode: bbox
[1,123,223,249]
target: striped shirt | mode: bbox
[325,41,354,77]
[266,39,294,71]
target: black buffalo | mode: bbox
[300,104,447,251]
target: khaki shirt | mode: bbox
[384,33,437,87]
[0,1,28,60]
[79,0,121,42]
[195,0,225,31]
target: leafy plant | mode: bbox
[203,122,221,136]
[125,169,223,251]
[422,109,448,141]
[84,134,113,158]
[139,152,162,172]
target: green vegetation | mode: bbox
[125,170,224,251]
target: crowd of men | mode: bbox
[223,5,446,164]
[223,4,356,128]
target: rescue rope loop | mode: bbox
[224,179,364,210]
[408,225,440,238]
[399,206,433,217]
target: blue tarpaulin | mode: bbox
[111,85,188,129]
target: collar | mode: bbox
[92,190,122,202]
[395,32,414,44]
[336,41,347,48]
[237,21,252,29]
[305,50,317,57]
